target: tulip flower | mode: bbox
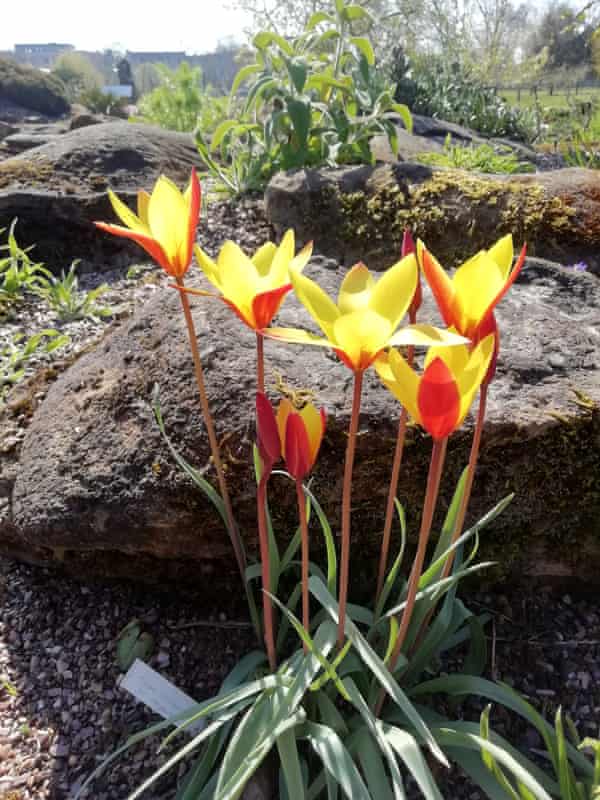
[375,336,495,441]
[267,255,466,648]
[267,255,465,373]
[277,398,326,482]
[417,235,526,603]
[255,392,326,659]
[374,335,495,707]
[181,230,313,394]
[419,234,526,343]
[95,171,249,620]
[95,169,201,278]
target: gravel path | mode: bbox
[1,557,598,800]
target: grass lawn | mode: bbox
[499,87,600,141]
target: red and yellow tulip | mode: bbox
[267,255,466,373]
[375,336,495,440]
[183,231,313,332]
[419,235,526,341]
[95,169,201,278]
[256,393,326,481]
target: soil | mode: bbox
[1,557,598,800]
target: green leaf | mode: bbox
[556,708,575,800]
[344,679,406,799]
[286,59,308,94]
[374,500,407,620]
[211,120,240,150]
[384,723,444,800]
[342,5,374,23]
[230,64,262,96]
[347,728,394,800]
[480,706,521,800]
[287,98,312,151]
[278,728,305,800]
[431,727,553,800]
[309,576,447,767]
[350,37,375,65]
[300,721,371,800]
[391,104,413,133]
[253,31,294,56]
[411,675,593,779]
[116,621,154,670]
[307,11,336,29]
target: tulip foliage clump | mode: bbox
[81,170,599,800]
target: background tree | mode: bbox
[51,52,104,101]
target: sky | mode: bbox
[2,1,251,53]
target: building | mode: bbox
[13,43,74,69]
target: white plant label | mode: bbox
[121,658,205,735]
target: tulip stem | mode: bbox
[257,477,277,671]
[442,383,488,580]
[175,279,246,585]
[296,480,310,651]
[337,370,364,649]
[256,332,265,395]
[410,384,489,655]
[376,342,415,607]
[375,436,447,716]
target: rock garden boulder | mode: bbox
[1,256,598,582]
[266,163,600,275]
[0,57,69,117]
[0,122,202,270]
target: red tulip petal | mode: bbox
[420,247,460,329]
[94,222,172,274]
[418,357,460,440]
[256,392,281,466]
[402,229,416,257]
[252,284,293,331]
[285,413,311,481]
[185,169,201,271]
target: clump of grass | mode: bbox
[417,135,535,174]
[34,260,112,322]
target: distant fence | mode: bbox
[491,80,600,100]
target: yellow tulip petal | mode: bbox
[289,269,340,339]
[456,335,494,424]
[268,229,295,286]
[487,234,514,280]
[288,241,313,275]
[263,326,331,348]
[251,242,278,275]
[194,245,222,290]
[276,398,295,456]
[108,190,147,233]
[337,263,376,314]
[299,403,323,464]
[452,252,505,331]
[375,349,421,424]
[333,309,392,368]
[368,254,418,330]
[147,176,188,263]
[387,324,469,348]
[217,241,259,307]
[137,190,151,226]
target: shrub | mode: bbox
[0,57,69,116]
[198,1,411,195]
[51,52,104,102]
[34,260,113,322]
[135,62,229,134]
[394,52,538,143]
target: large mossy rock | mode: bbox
[0,57,69,117]
[265,163,600,274]
[0,122,201,270]
[1,257,599,582]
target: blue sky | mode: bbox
[2,1,250,53]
